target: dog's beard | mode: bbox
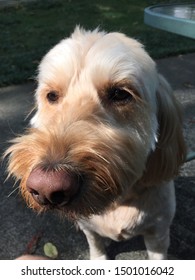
[20,162,123,220]
[6,124,150,220]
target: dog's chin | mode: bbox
[30,199,114,221]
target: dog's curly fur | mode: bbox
[5,27,186,259]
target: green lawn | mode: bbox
[0,0,195,86]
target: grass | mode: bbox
[0,0,195,86]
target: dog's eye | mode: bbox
[46,91,59,103]
[108,87,133,104]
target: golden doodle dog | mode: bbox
[5,27,186,260]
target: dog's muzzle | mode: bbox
[26,168,81,208]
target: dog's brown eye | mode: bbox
[108,87,132,104]
[47,91,59,103]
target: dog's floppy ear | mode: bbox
[140,74,186,186]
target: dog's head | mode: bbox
[5,28,186,219]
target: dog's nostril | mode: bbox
[28,188,49,206]
[50,191,69,206]
[28,188,39,196]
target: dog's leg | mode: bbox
[144,230,170,260]
[82,229,107,260]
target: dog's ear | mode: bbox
[140,74,186,186]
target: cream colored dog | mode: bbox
[6,27,186,260]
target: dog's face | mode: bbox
[5,28,185,219]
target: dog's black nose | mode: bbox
[26,168,80,207]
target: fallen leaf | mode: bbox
[43,242,58,259]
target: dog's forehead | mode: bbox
[38,29,157,93]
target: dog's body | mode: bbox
[5,28,186,259]
[79,181,175,259]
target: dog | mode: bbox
[5,27,186,260]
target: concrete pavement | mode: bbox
[0,54,195,260]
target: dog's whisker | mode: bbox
[25,106,37,121]
[7,186,20,198]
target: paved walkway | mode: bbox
[0,54,195,259]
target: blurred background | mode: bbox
[1,0,195,87]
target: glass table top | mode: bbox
[144,4,195,39]
[152,4,195,21]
